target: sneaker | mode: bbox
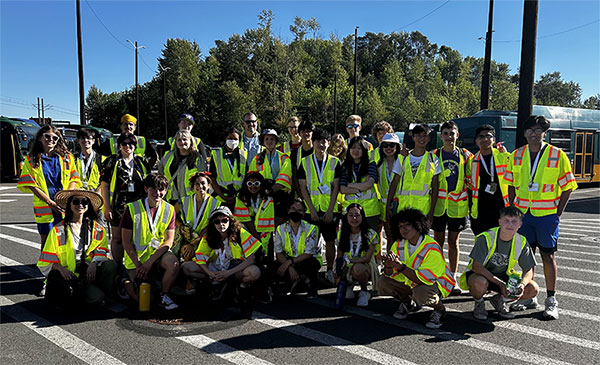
[286,279,300,296]
[257,286,274,304]
[543,296,559,320]
[185,279,197,295]
[307,288,318,299]
[473,299,488,320]
[325,269,335,285]
[425,309,446,329]
[36,282,46,297]
[345,286,355,300]
[510,297,539,311]
[490,294,515,319]
[356,291,371,307]
[160,293,178,310]
[393,302,409,319]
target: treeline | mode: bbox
[85,10,599,141]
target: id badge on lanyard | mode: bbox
[144,198,162,247]
[480,154,497,194]
[528,145,544,192]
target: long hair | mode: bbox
[63,195,100,247]
[328,133,347,162]
[390,208,430,242]
[205,211,243,250]
[29,125,69,166]
[238,172,269,205]
[377,142,400,167]
[343,136,370,182]
[338,203,371,254]
[173,130,200,168]
[223,127,241,162]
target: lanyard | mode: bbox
[480,153,495,183]
[121,158,135,181]
[529,143,546,183]
[250,196,262,214]
[224,151,235,172]
[80,151,95,180]
[313,154,328,183]
[350,233,362,257]
[144,198,161,236]
[192,195,209,230]
[385,160,395,184]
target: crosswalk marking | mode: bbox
[2,224,39,234]
[0,296,126,365]
[176,335,275,365]
[253,312,418,365]
[0,232,39,249]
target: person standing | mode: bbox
[75,128,104,193]
[290,120,315,195]
[279,116,302,155]
[209,127,248,208]
[345,115,375,161]
[164,113,209,162]
[504,115,577,319]
[239,112,261,164]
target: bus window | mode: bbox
[549,130,572,154]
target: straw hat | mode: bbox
[54,189,104,212]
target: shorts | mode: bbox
[432,213,467,233]
[37,212,63,235]
[465,271,509,293]
[304,212,340,242]
[518,213,559,253]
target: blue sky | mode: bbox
[1,0,598,122]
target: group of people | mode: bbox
[19,110,577,328]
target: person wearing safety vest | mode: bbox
[120,173,179,310]
[335,203,379,307]
[269,198,322,298]
[249,129,293,225]
[97,113,158,169]
[345,115,375,161]
[209,127,248,209]
[504,115,577,320]
[239,112,262,163]
[18,125,81,248]
[181,206,262,305]
[378,208,455,329]
[379,133,403,245]
[174,172,221,262]
[75,128,104,193]
[396,124,441,224]
[459,206,539,321]
[370,120,394,164]
[340,136,381,232]
[233,172,275,258]
[37,189,116,309]
[469,124,511,235]
[164,113,209,163]
[278,116,302,155]
[100,133,148,271]
[298,128,342,285]
[431,121,473,294]
[290,120,315,195]
[158,130,207,204]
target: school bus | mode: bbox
[0,117,40,180]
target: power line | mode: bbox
[139,52,156,74]
[84,0,130,50]
[392,0,451,32]
[494,19,599,43]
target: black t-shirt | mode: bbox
[291,146,314,170]
[296,156,342,180]
[477,153,505,217]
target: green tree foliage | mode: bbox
[85,11,590,141]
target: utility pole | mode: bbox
[127,40,145,134]
[158,64,170,140]
[353,26,359,114]
[516,0,539,148]
[41,98,45,124]
[37,97,41,121]
[76,0,86,125]
[334,68,338,133]
[480,0,494,110]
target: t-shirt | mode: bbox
[477,153,506,217]
[296,156,342,180]
[120,203,176,231]
[340,161,379,186]
[409,152,441,177]
[469,233,536,276]
[41,153,62,200]
[243,133,261,163]
[290,146,314,170]
[440,149,460,192]
[273,221,320,257]
[208,239,234,272]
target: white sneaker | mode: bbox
[345,286,355,299]
[543,296,559,320]
[325,269,335,285]
[160,293,178,310]
[473,299,488,320]
[490,294,515,319]
[356,291,371,307]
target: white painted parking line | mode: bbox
[0,193,31,196]
[0,232,39,249]
[496,322,600,351]
[0,255,43,278]
[0,199,16,203]
[456,243,599,263]
[0,296,126,365]
[2,224,39,234]
[558,308,600,322]
[0,187,17,191]
[253,312,418,365]
[177,335,275,365]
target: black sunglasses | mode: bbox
[72,198,90,206]
[120,141,135,147]
[381,143,397,149]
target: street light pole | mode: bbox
[353,26,359,114]
[75,0,86,125]
[158,64,170,140]
[127,40,146,135]
[480,0,494,111]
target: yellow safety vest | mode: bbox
[342,169,381,218]
[194,228,261,265]
[397,152,436,215]
[123,199,175,269]
[386,235,455,298]
[180,194,221,235]
[167,135,203,151]
[275,221,323,265]
[18,154,81,223]
[458,227,527,290]
[301,154,340,212]
[107,156,148,207]
[211,148,247,191]
[158,150,200,201]
[249,150,292,191]
[433,148,472,218]
[469,148,510,219]
[37,221,108,276]
[504,143,577,216]
[234,196,275,233]
[75,153,104,191]
[110,136,147,157]
[337,228,379,267]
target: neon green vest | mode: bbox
[276,221,323,265]
[159,150,199,201]
[110,136,146,157]
[433,148,470,218]
[301,154,339,212]
[397,152,436,215]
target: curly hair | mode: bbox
[338,203,371,254]
[238,171,270,206]
[327,133,347,161]
[29,125,70,167]
[205,211,243,250]
[390,208,430,242]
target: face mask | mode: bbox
[288,211,303,223]
[225,139,238,150]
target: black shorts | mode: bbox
[465,271,509,293]
[304,212,340,241]
[432,214,467,233]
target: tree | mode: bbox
[534,72,582,107]
[583,94,600,110]
[85,85,125,131]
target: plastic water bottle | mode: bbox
[506,271,522,298]
[335,279,347,310]
[139,282,151,312]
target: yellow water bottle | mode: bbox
[139,282,151,312]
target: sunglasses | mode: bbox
[43,133,60,142]
[214,217,230,225]
[381,143,396,149]
[246,181,261,187]
[120,141,135,147]
[346,124,360,129]
[72,198,90,206]
[244,119,257,124]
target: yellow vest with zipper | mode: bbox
[397,152,436,215]
[211,147,247,192]
[158,150,200,201]
[249,150,292,191]
[275,221,323,264]
[75,153,104,191]
[301,154,340,212]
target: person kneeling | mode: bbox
[459,206,539,320]
[121,174,180,310]
[378,208,455,329]
[181,207,262,305]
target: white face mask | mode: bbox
[225,139,238,150]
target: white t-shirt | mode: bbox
[409,153,441,177]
